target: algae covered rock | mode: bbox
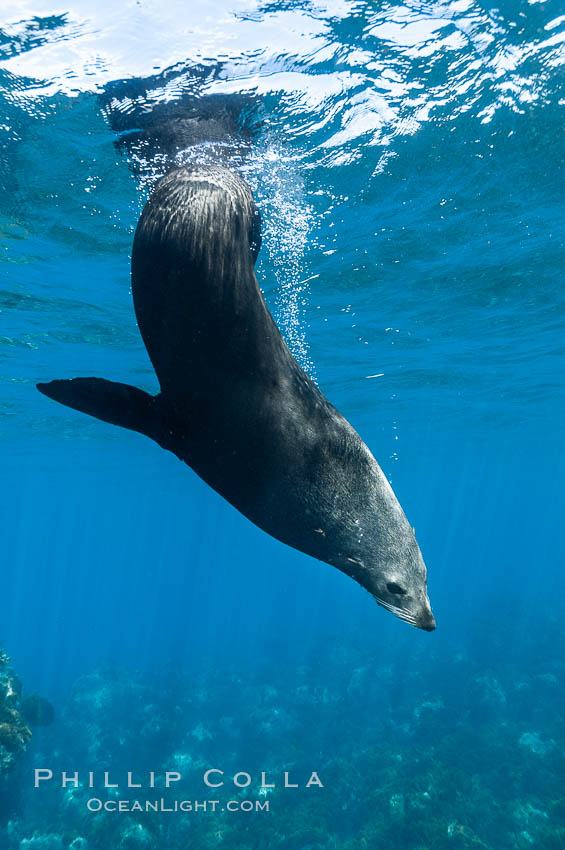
[0,647,55,826]
[118,823,152,849]
[0,649,31,780]
[18,835,64,850]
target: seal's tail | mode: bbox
[36,378,160,440]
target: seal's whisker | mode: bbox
[376,597,418,625]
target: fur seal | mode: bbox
[37,166,436,631]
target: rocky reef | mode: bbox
[0,649,56,825]
[0,648,33,826]
[0,650,32,783]
[0,627,564,850]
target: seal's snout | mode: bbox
[417,608,436,632]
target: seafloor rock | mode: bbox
[117,823,152,849]
[0,648,56,826]
[0,650,32,782]
[518,731,554,756]
[18,834,64,850]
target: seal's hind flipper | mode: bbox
[37,378,159,440]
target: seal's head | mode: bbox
[359,502,436,631]
[330,526,436,631]
[328,450,436,631]
[344,545,435,631]
[371,544,436,631]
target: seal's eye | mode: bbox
[387,582,407,596]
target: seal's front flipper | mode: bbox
[36,378,160,440]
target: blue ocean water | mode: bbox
[1,0,564,847]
